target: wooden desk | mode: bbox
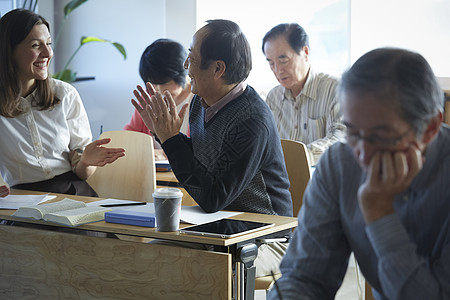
[0,190,297,300]
[156,171,197,206]
[156,170,181,187]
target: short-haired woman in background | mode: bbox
[124,39,192,160]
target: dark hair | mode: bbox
[199,19,252,84]
[139,38,187,87]
[0,8,58,118]
[339,47,444,134]
[262,23,309,55]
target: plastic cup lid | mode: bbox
[152,187,183,199]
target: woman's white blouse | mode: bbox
[0,79,92,186]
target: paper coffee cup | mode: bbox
[152,188,183,232]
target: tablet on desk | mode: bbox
[179,219,274,239]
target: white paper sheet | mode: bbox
[0,176,8,187]
[155,160,170,165]
[179,206,241,225]
[0,194,56,209]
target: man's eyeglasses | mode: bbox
[345,127,415,147]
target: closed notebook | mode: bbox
[155,160,172,172]
[105,210,156,227]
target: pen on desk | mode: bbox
[100,202,147,207]
[271,270,284,300]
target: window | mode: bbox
[196,0,351,98]
[350,0,450,88]
[0,0,14,17]
[0,0,38,17]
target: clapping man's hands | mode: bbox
[131,82,188,144]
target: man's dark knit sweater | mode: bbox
[162,85,292,217]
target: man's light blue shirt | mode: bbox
[269,125,450,300]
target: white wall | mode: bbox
[351,0,450,78]
[165,0,196,51]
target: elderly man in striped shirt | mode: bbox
[262,23,345,165]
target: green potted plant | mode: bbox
[23,0,127,83]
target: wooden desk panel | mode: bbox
[0,225,231,300]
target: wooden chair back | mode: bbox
[280,139,312,217]
[87,130,156,202]
[365,280,375,300]
[255,139,312,292]
[444,91,450,125]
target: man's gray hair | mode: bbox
[339,47,444,135]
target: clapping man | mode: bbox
[132,19,293,277]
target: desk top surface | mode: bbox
[156,170,178,183]
[1,189,297,247]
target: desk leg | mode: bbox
[234,242,258,300]
[240,262,256,299]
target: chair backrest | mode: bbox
[86,130,156,202]
[365,280,375,300]
[280,139,312,217]
[444,91,450,125]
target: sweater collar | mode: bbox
[202,81,247,123]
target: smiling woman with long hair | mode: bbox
[0,9,125,197]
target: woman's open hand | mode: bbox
[80,138,126,167]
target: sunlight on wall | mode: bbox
[351,0,450,79]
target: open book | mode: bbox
[12,198,111,227]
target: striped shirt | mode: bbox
[265,68,345,165]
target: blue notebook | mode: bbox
[155,160,172,172]
[105,210,156,227]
